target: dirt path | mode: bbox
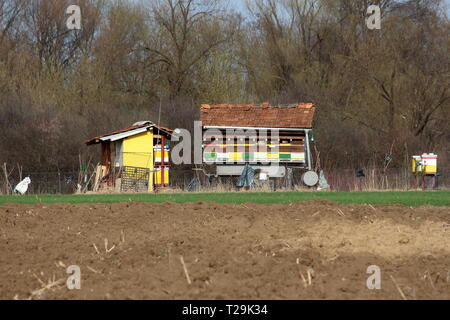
[0,200,449,300]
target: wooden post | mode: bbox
[101,141,113,186]
[161,135,165,187]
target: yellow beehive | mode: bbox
[154,149,170,163]
[228,152,243,162]
[412,155,422,173]
[267,153,279,160]
[422,154,438,174]
[154,167,169,185]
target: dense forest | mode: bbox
[0,0,448,175]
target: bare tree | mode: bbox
[143,0,238,97]
[23,0,100,72]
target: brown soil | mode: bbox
[0,200,449,300]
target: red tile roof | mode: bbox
[85,122,173,145]
[200,102,316,129]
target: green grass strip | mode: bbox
[0,191,449,207]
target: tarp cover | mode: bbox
[14,177,31,195]
[236,164,255,188]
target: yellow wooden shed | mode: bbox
[85,121,173,193]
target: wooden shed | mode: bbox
[85,121,173,192]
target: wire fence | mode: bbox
[0,171,80,194]
[169,166,450,192]
[1,166,449,194]
[324,167,450,191]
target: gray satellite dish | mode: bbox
[302,171,319,187]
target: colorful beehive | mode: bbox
[202,151,308,164]
[154,167,170,185]
[412,155,422,173]
[422,154,438,174]
[154,145,170,163]
[412,154,438,174]
[200,102,317,178]
[153,144,170,187]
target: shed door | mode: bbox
[115,140,123,167]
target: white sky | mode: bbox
[227,0,450,16]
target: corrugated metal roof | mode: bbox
[99,127,149,142]
[200,102,316,129]
[85,122,173,145]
